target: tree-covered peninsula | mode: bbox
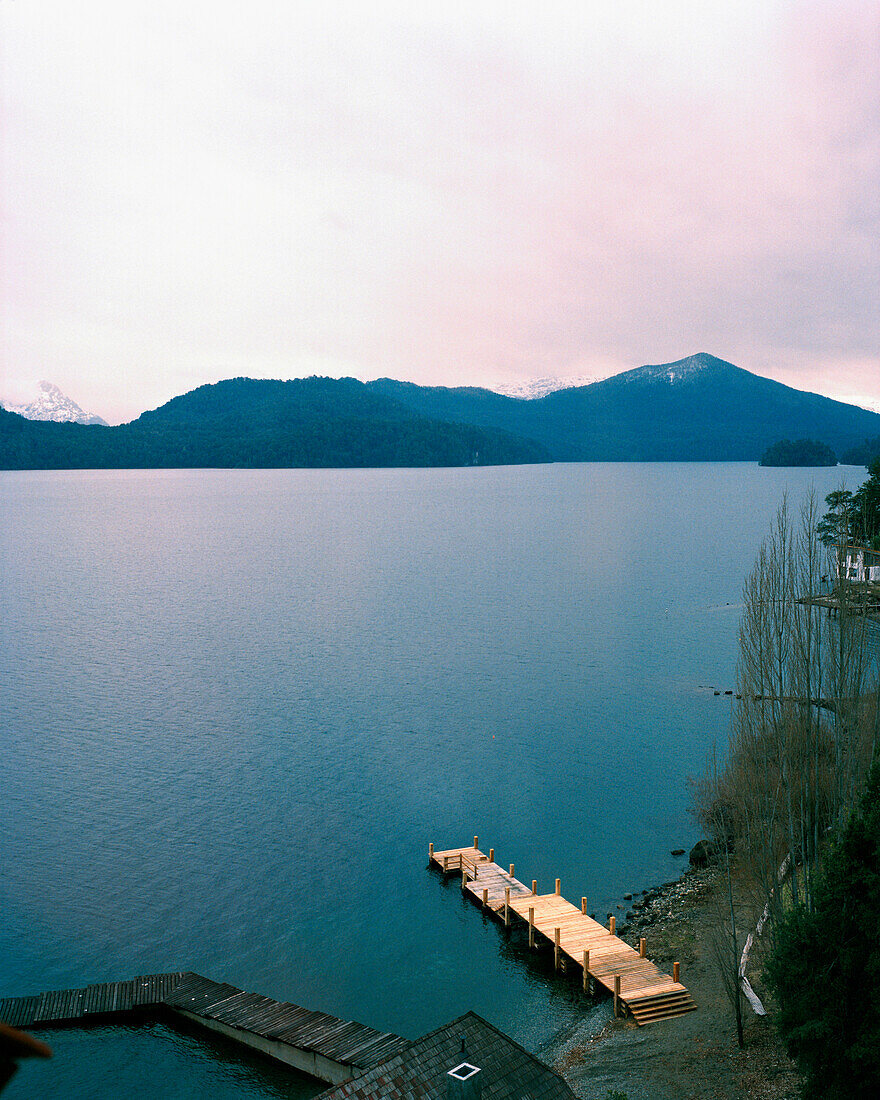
[841,436,880,467]
[759,439,837,466]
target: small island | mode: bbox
[759,438,837,467]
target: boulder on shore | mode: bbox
[689,839,719,867]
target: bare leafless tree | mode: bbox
[698,492,877,932]
[699,753,746,1048]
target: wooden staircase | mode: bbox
[626,988,697,1025]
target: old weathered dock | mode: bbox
[799,591,880,622]
[430,840,696,1025]
[0,972,408,1085]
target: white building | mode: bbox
[841,545,880,583]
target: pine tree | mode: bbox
[766,760,880,1099]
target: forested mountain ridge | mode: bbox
[3,357,879,469]
[0,377,549,470]
[368,354,880,461]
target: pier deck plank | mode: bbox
[431,844,696,1024]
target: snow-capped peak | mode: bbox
[3,381,108,425]
[619,353,736,386]
[489,374,599,400]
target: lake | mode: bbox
[0,462,859,1097]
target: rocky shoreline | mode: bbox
[549,860,802,1100]
[616,864,720,942]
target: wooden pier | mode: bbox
[430,841,696,1025]
[799,590,880,623]
[0,972,408,1085]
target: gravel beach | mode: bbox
[545,866,803,1100]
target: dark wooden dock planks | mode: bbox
[0,996,38,1030]
[165,974,241,1015]
[0,974,186,1029]
[0,971,409,1076]
[166,975,410,1072]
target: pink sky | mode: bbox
[1,1,878,424]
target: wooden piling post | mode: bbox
[504,887,510,927]
[639,937,646,958]
[555,878,561,896]
[429,842,434,861]
[489,848,494,863]
[673,961,680,983]
[532,879,537,895]
[509,863,515,877]
[443,855,449,873]
[581,897,587,915]
[582,950,590,993]
[528,907,535,948]
[614,975,621,1017]
[474,836,479,849]
[609,915,616,935]
[554,927,561,971]
[482,888,488,909]
[461,869,467,891]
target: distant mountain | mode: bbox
[4,356,878,470]
[490,374,599,400]
[368,354,880,462]
[2,381,108,426]
[0,377,548,470]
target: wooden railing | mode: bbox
[432,842,488,879]
[438,850,485,878]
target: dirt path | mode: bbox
[546,868,802,1100]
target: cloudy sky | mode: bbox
[2,1,878,424]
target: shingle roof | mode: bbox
[314,1012,577,1100]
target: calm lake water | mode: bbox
[0,462,859,1097]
